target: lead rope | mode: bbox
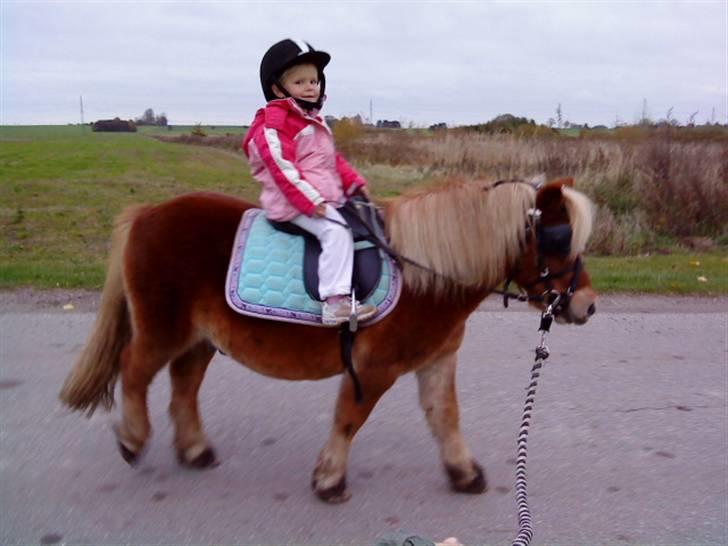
[511,296,557,546]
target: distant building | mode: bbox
[376,119,401,129]
[92,118,137,132]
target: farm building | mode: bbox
[92,118,137,132]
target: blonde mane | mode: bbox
[385,180,594,296]
[386,179,536,296]
[562,185,593,258]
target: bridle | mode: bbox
[496,205,584,318]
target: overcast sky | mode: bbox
[2,1,726,127]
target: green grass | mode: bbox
[1,125,726,294]
[0,125,259,289]
[0,124,247,140]
[587,253,727,295]
[0,262,105,289]
[137,124,247,137]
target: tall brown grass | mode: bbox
[340,130,728,255]
[158,127,727,255]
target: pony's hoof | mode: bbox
[113,423,141,466]
[313,476,351,504]
[178,446,219,469]
[446,461,487,494]
[118,440,140,466]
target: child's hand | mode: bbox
[358,185,371,199]
[314,203,327,217]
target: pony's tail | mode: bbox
[59,205,144,416]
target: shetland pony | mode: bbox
[60,177,596,503]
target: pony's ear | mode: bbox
[536,183,569,224]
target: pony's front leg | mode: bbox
[313,369,398,503]
[416,352,487,494]
[169,342,217,468]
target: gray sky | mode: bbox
[2,0,726,127]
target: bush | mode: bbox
[462,114,557,137]
[191,124,207,137]
[636,137,728,237]
[332,117,363,155]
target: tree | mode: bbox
[141,108,155,125]
[135,108,170,126]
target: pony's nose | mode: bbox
[587,303,596,316]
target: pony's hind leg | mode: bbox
[168,341,217,468]
[313,369,398,503]
[114,338,170,465]
[416,352,487,494]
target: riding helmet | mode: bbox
[259,38,331,107]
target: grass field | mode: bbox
[1,125,725,294]
[137,124,248,137]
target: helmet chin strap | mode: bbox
[273,79,323,111]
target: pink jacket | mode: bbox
[242,98,366,221]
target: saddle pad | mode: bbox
[226,208,402,327]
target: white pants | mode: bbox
[290,204,353,299]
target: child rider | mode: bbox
[242,38,377,326]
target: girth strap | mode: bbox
[339,325,363,403]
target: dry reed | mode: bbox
[343,130,728,254]
[159,127,727,255]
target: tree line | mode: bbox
[135,108,168,126]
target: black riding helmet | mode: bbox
[260,38,331,110]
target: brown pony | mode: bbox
[60,177,596,503]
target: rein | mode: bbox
[335,180,534,290]
[340,181,582,316]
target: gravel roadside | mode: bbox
[0,288,725,314]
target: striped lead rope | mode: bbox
[511,306,554,546]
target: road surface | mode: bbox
[1,293,726,545]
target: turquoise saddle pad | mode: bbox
[225,208,402,326]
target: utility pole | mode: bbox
[79,95,86,131]
[556,103,563,129]
[369,98,373,126]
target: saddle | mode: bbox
[225,197,401,328]
[269,196,386,301]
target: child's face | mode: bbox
[273,63,321,103]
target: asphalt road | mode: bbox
[0,298,726,546]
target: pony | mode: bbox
[60,176,596,503]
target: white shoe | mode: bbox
[321,297,377,326]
